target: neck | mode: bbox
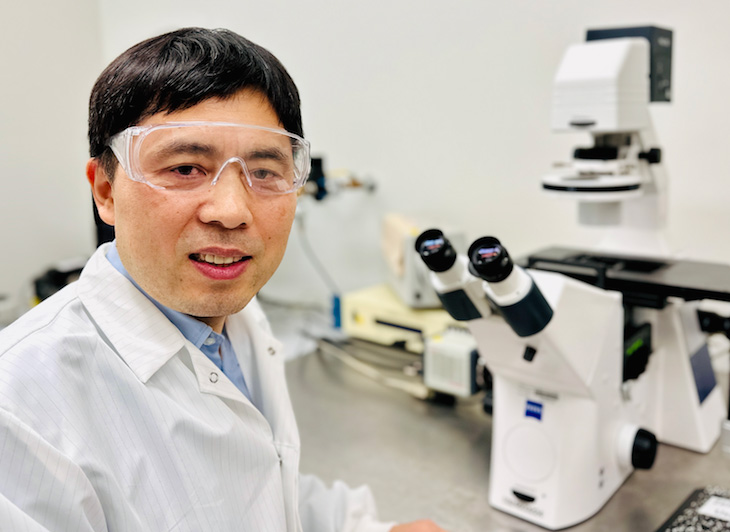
[196,315,226,334]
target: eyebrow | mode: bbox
[245,146,291,162]
[152,141,219,158]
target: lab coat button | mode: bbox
[268,347,276,356]
[209,372,219,383]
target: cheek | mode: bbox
[116,191,190,247]
[276,200,297,235]
[262,199,296,245]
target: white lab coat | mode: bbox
[0,244,395,532]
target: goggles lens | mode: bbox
[109,122,310,194]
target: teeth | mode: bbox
[199,254,240,265]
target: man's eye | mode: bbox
[251,169,277,180]
[171,165,206,178]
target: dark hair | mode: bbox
[88,27,303,177]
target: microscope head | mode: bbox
[552,26,671,133]
[552,38,651,133]
[544,35,656,203]
[542,26,672,246]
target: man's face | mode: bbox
[93,89,298,331]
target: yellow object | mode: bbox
[342,283,459,353]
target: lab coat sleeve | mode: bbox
[298,473,397,532]
[0,407,107,532]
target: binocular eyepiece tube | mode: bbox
[468,236,553,337]
[415,229,553,337]
[415,229,490,321]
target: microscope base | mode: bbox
[487,378,632,530]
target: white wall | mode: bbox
[6,1,729,310]
[0,1,102,306]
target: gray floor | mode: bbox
[286,348,730,532]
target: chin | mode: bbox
[186,297,251,320]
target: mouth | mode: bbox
[189,253,250,267]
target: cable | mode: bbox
[337,345,417,371]
[318,338,430,400]
[296,214,340,296]
[295,210,344,328]
[300,330,419,370]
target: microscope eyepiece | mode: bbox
[415,229,457,272]
[468,237,514,282]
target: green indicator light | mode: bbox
[626,339,644,357]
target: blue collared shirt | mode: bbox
[106,241,252,401]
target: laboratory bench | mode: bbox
[285,347,730,532]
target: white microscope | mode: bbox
[416,229,730,530]
[413,27,730,530]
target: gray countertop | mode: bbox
[286,347,730,532]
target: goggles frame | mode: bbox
[107,121,311,194]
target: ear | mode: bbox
[87,158,116,226]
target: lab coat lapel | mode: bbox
[227,302,303,532]
[227,303,299,448]
[185,339,255,406]
[77,244,185,382]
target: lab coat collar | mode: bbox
[76,246,285,394]
[76,244,186,383]
[76,245,293,445]
[76,245,300,516]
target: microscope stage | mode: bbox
[520,247,730,308]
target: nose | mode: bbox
[198,160,254,229]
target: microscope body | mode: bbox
[467,269,642,529]
[469,276,724,530]
[417,232,655,529]
[417,231,729,529]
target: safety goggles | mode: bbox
[108,121,311,195]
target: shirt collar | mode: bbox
[106,241,222,351]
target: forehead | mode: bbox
[137,89,284,130]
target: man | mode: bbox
[0,28,445,532]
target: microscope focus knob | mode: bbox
[618,425,658,470]
[631,428,658,469]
